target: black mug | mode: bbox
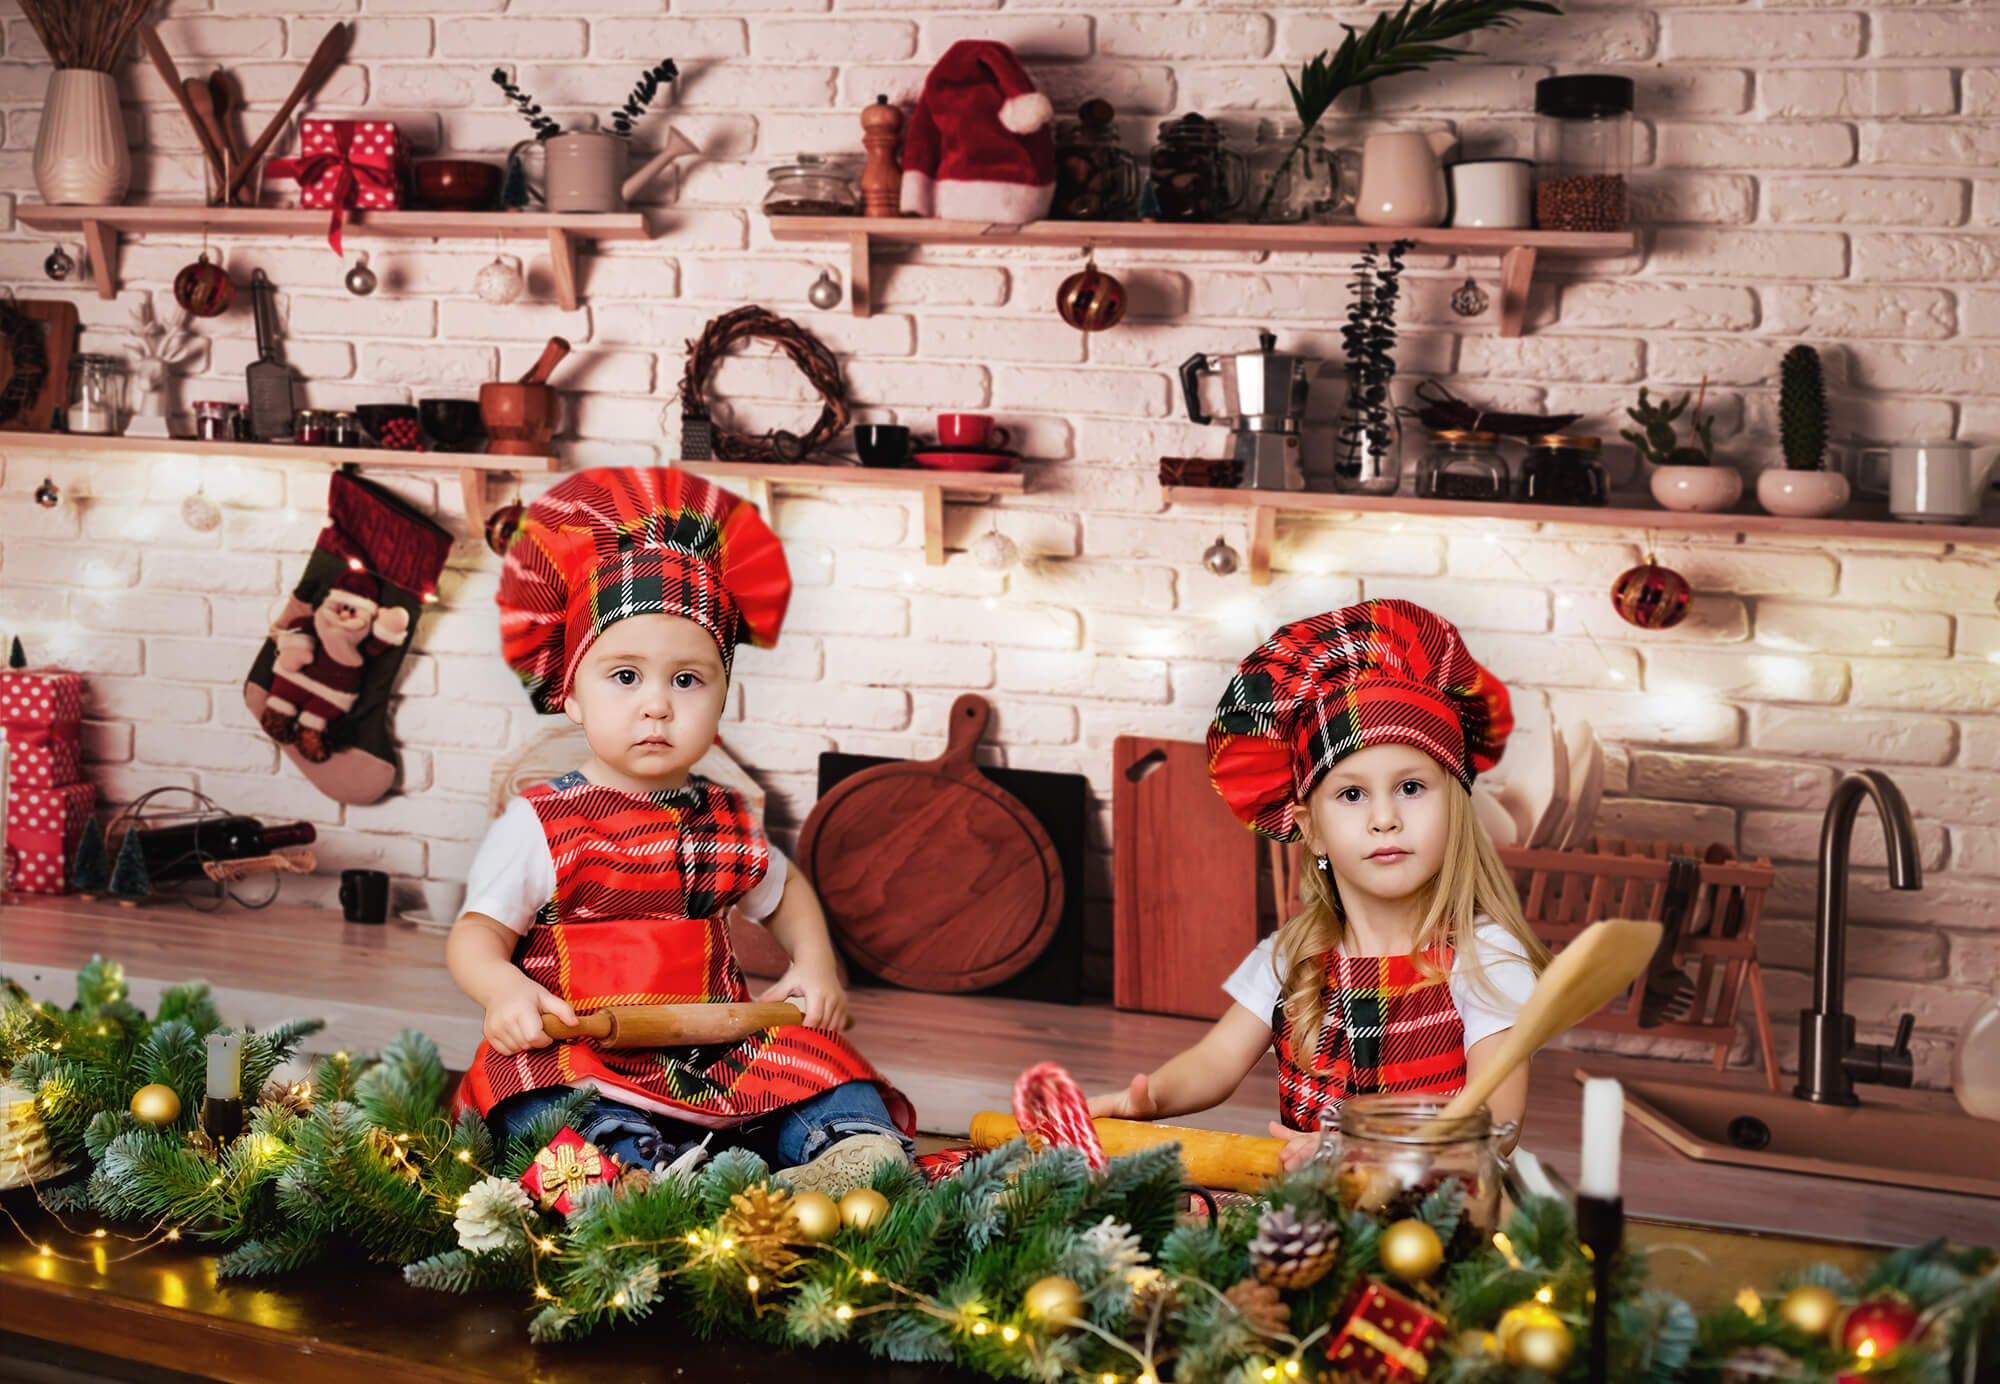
[339,868,390,925]
[853,424,912,469]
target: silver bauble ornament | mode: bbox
[44,245,74,281]
[1450,276,1489,317]
[181,492,222,532]
[971,529,1019,572]
[34,477,61,509]
[344,254,377,296]
[1201,535,1239,576]
[807,269,842,310]
[474,255,525,306]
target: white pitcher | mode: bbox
[1333,131,1457,228]
[1858,440,2000,524]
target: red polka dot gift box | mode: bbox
[267,119,408,255]
[0,668,84,792]
[4,780,95,895]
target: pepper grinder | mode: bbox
[861,94,903,218]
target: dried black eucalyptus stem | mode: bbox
[610,60,679,137]
[492,69,562,141]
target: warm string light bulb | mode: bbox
[744,1274,760,1293]
[835,1305,853,1321]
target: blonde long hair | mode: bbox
[1274,780,1551,1066]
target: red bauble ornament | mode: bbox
[1841,1298,1921,1360]
[1611,559,1692,630]
[1057,253,1126,332]
[484,498,524,557]
[173,252,235,318]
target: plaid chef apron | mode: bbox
[459,772,913,1133]
[1273,944,1467,1132]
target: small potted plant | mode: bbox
[1625,378,1740,513]
[1758,345,1850,518]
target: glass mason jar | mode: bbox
[1533,74,1634,231]
[1146,114,1246,222]
[193,400,239,441]
[761,154,860,216]
[1052,103,1139,221]
[329,411,363,447]
[67,354,127,434]
[1331,1095,1507,1252]
[1331,369,1401,495]
[293,409,328,446]
[1416,429,1509,500]
[1520,433,1609,506]
[1247,119,1333,224]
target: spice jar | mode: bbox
[193,400,240,441]
[1331,1094,1507,1253]
[1052,99,1139,221]
[1416,430,1509,501]
[1520,433,1608,506]
[330,411,363,448]
[1247,119,1334,224]
[1534,74,1634,231]
[1146,114,1246,222]
[761,154,860,217]
[293,409,328,446]
[67,354,128,435]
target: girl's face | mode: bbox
[1296,741,1452,905]
[562,613,727,791]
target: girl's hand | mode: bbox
[757,958,849,1032]
[1269,1121,1321,1173]
[1088,1073,1162,1120]
[484,979,578,1056]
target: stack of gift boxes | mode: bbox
[1,668,95,894]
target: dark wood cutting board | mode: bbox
[797,695,1065,994]
[0,299,78,433]
[1113,736,1263,1020]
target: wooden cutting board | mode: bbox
[1113,736,1263,1020]
[797,694,1064,993]
[0,299,78,433]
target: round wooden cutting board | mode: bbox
[796,694,1064,992]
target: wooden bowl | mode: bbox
[479,382,558,456]
[413,159,502,211]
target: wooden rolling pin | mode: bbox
[542,1001,852,1048]
[969,1112,1285,1193]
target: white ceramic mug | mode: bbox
[422,879,466,925]
[1859,440,2000,524]
[1448,158,1533,229]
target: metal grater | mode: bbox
[245,269,294,441]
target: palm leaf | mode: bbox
[1289,0,1564,127]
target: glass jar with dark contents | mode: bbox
[1534,74,1634,232]
[761,154,860,217]
[1052,99,1139,221]
[1146,114,1246,222]
[1520,433,1608,506]
[293,409,327,446]
[1331,1094,1508,1256]
[1416,429,1509,501]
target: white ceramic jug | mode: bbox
[1334,131,1457,228]
[1858,440,1999,524]
[507,128,697,213]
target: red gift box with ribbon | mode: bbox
[269,119,407,255]
[1325,1278,1446,1381]
[4,730,82,791]
[4,780,96,895]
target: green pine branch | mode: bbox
[153,983,222,1035]
[215,1231,325,1278]
[352,1029,449,1136]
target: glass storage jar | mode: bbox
[1247,119,1333,224]
[1416,429,1509,500]
[1533,74,1634,232]
[1052,100,1139,221]
[761,154,860,217]
[1331,1094,1507,1254]
[67,354,127,435]
[1146,114,1246,222]
[330,411,363,447]
[193,400,240,441]
[293,409,328,446]
[1520,433,1608,506]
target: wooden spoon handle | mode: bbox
[139,27,225,187]
[541,1001,827,1049]
[183,79,229,183]
[518,336,572,386]
[231,22,349,198]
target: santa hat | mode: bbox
[900,40,1055,223]
[325,568,380,616]
[497,468,790,714]
[1207,600,1512,840]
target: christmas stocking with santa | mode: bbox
[244,470,452,806]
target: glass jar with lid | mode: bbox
[1146,114,1246,222]
[1052,99,1139,221]
[193,400,240,441]
[1520,433,1608,506]
[1533,74,1634,231]
[1330,1094,1508,1249]
[67,354,127,435]
[761,154,860,217]
[1416,430,1509,501]
[293,409,328,446]
[1246,119,1334,224]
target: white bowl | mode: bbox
[1650,463,1743,513]
[1757,468,1851,518]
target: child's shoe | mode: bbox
[777,1132,907,1200]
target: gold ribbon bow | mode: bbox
[531,1138,605,1209]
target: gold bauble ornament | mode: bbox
[1778,1284,1840,1338]
[1380,1218,1444,1283]
[1499,1304,1574,1373]
[838,1186,890,1233]
[129,1083,182,1128]
[790,1190,841,1242]
[1023,1274,1083,1329]
[1454,1328,1499,1359]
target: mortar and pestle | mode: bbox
[480,336,570,456]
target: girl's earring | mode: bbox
[1315,855,1331,875]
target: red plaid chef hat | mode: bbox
[498,468,790,714]
[1207,599,1511,839]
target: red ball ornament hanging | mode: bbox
[484,498,525,557]
[1840,1298,1921,1360]
[1057,251,1126,332]
[174,251,235,318]
[1611,556,1692,630]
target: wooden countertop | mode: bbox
[3,894,1992,1246]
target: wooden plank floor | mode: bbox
[4,894,1993,1247]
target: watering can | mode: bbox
[505,126,699,213]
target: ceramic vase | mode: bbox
[1650,463,1742,514]
[1756,467,1851,519]
[33,70,130,206]
[1954,980,2000,1121]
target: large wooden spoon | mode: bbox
[1422,918,1663,1135]
[230,22,350,199]
[138,25,225,188]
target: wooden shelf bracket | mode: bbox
[81,218,116,302]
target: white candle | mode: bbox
[1579,1077,1623,1201]
[205,1032,242,1101]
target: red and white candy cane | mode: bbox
[1011,1062,1107,1172]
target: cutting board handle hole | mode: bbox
[1124,748,1168,783]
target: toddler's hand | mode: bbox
[1088,1073,1161,1121]
[483,978,578,1056]
[1268,1121,1322,1173]
[758,959,848,1032]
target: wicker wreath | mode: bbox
[681,305,848,464]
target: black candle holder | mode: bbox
[1575,1193,1624,1384]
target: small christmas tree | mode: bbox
[109,831,151,905]
[6,636,24,669]
[71,818,110,897]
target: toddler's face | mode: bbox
[1296,741,1452,905]
[563,613,727,790]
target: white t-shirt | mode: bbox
[1222,918,1537,1051]
[462,793,790,935]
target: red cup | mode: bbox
[937,413,1011,450]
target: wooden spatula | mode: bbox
[138,25,225,189]
[230,22,350,199]
[1422,918,1663,1134]
[542,1001,851,1048]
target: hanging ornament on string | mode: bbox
[484,492,525,557]
[174,248,234,318]
[971,525,1019,572]
[1450,275,1489,317]
[1202,535,1240,577]
[34,477,62,509]
[1056,249,1126,332]
[475,253,525,306]
[43,245,74,282]
[181,488,222,533]
[344,252,377,297]
[1611,551,1692,630]
[807,267,842,311]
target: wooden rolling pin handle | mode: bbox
[541,1011,615,1043]
[968,1112,1286,1194]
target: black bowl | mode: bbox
[356,403,421,449]
[420,397,486,452]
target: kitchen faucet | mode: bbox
[1794,769,1923,1105]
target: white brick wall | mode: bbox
[2,2,1997,1088]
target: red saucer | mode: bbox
[913,449,1019,473]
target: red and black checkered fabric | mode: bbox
[459,772,913,1133]
[1272,945,1467,1132]
[499,468,790,714]
[1207,599,1511,840]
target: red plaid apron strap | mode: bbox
[1273,944,1467,1132]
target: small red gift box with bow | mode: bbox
[2,668,86,793]
[519,1126,621,1215]
[269,119,407,255]
[5,780,96,895]
[1326,1278,1446,1381]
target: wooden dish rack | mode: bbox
[1268,837,1780,1089]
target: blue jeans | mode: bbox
[485,1079,912,1174]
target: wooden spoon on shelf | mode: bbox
[183,79,231,191]
[230,22,351,199]
[208,70,245,165]
[138,25,225,188]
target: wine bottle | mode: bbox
[134,816,316,881]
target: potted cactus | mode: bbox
[1624,378,1741,513]
[1758,344,1850,517]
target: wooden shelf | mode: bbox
[1162,484,2000,585]
[16,205,653,311]
[679,459,1024,566]
[3,430,558,529]
[764,217,1638,335]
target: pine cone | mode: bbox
[257,1079,313,1118]
[614,1167,653,1199]
[1225,1277,1291,1336]
[718,1184,803,1275]
[1249,1205,1339,1290]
